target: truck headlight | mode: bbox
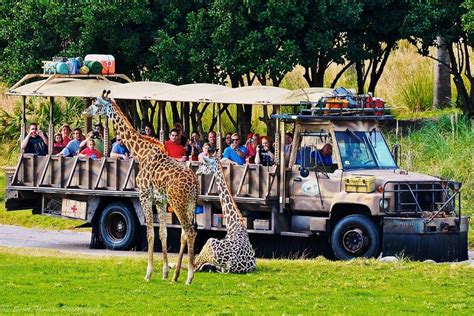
[379,198,390,211]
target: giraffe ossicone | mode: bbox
[195,157,256,273]
[86,90,199,285]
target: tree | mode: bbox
[295,0,362,88]
[345,0,410,94]
[405,0,474,118]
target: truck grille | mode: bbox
[383,181,460,216]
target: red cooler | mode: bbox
[84,54,115,74]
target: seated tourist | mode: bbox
[142,124,156,138]
[174,122,188,146]
[186,130,203,161]
[222,133,246,165]
[313,143,333,166]
[245,133,260,163]
[52,133,65,155]
[79,138,102,159]
[222,132,232,150]
[207,130,218,155]
[110,137,131,160]
[198,143,213,162]
[80,123,104,154]
[21,123,48,156]
[165,128,186,161]
[58,128,83,157]
[254,136,274,166]
[60,124,72,146]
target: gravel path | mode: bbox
[0,224,143,257]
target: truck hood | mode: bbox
[344,169,442,187]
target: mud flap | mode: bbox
[382,216,469,262]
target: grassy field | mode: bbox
[0,247,473,314]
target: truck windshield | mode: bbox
[335,130,397,170]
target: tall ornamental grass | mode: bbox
[389,115,474,215]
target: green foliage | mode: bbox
[388,115,474,216]
[0,249,473,314]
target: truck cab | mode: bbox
[275,107,468,261]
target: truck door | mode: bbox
[286,128,341,212]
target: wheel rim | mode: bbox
[342,226,369,255]
[105,211,128,242]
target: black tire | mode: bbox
[99,202,138,250]
[331,215,380,260]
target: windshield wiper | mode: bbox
[366,131,380,163]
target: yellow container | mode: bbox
[343,175,376,193]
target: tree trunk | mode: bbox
[355,61,365,94]
[448,44,473,118]
[433,36,452,109]
[368,42,394,95]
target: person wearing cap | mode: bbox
[222,133,247,165]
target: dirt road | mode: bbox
[0,224,472,261]
[0,224,142,257]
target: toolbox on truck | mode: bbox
[343,175,376,193]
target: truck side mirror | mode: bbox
[300,168,310,177]
[391,144,400,165]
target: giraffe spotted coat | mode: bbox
[86,93,198,285]
[195,157,256,273]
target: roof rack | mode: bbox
[271,100,394,122]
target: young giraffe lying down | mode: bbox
[194,157,256,273]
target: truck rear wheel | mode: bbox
[99,202,138,250]
[331,215,380,260]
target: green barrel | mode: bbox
[85,60,103,74]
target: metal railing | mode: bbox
[382,180,461,223]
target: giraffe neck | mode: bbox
[108,102,164,160]
[215,163,244,231]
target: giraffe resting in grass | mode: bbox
[86,91,198,284]
[195,157,256,273]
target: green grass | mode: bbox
[0,247,473,314]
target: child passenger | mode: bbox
[79,139,102,159]
[52,133,65,154]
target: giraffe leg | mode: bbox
[140,195,154,281]
[172,229,187,282]
[184,225,197,285]
[158,205,169,280]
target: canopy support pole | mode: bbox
[217,103,222,157]
[159,101,165,143]
[276,104,286,214]
[48,97,54,155]
[21,96,26,141]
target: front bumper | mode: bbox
[382,216,469,262]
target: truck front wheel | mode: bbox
[331,215,380,260]
[99,202,138,250]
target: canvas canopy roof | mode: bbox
[7,76,334,105]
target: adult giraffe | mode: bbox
[86,91,198,285]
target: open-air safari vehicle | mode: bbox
[4,74,468,261]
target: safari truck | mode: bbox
[4,74,468,261]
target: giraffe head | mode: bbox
[85,90,114,118]
[196,157,218,175]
